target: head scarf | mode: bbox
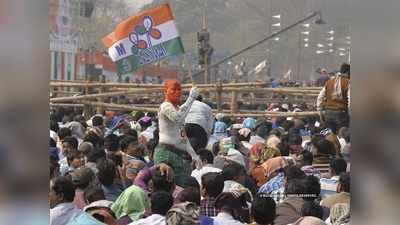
[238,128,252,138]
[133,167,153,194]
[261,146,281,163]
[232,123,243,130]
[138,116,152,127]
[249,142,264,164]
[330,203,350,225]
[242,117,256,130]
[164,79,182,106]
[266,135,281,149]
[219,137,234,154]
[224,148,246,167]
[66,121,85,139]
[293,216,327,225]
[111,185,150,221]
[261,157,287,178]
[66,212,106,225]
[166,202,199,225]
[214,121,228,134]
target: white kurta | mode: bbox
[158,95,198,160]
[185,100,214,137]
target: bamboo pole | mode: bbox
[96,75,106,115]
[50,88,163,103]
[51,100,318,118]
[50,82,164,88]
[216,80,222,113]
[106,86,319,95]
[83,79,92,119]
[49,81,268,89]
[230,80,238,115]
[50,80,322,91]
[49,91,82,95]
[50,103,84,107]
[228,111,319,118]
[79,101,159,112]
[50,88,318,103]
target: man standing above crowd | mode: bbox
[317,63,350,130]
[154,79,199,187]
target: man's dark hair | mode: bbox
[251,193,276,225]
[301,150,314,165]
[312,138,335,155]
[339,172,350,192]
[177,187,201,206]
[50,158,60,179]
[255,121,272,138]
[50,120,60,133]
[222,162,245,181]
[340,63,350,76]
[86,148,106,163]
[281,120,295,132]
[120,135,138,151]
[301,201,323,219]
[269,128,282,138]
[288,127,301,136]
[330,158,347,175]
[201,172,224,198]
[284,166,307,181]
[84,185,106,204]
[97,159,116,186]
[152,170,174,193]
[198,149,214,164]
[288,133,302,145]
[121,129,138,140]
[214,192,244,221]
[104,134,120,152]
[84,132,102,148]
[151,191,173,215]
[181,175,200,189]
[63,136,79,150]
[66,150,82,166]
[196,95,203,102]
[58,127,72,140]
[277,142,290,156]
[92,116,104,127]
[51,176,75,202]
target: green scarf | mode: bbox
[111,185,150,221]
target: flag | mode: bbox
[283,69,292,80]
[253,60,267,74]
[102,3,184,74]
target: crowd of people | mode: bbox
[49,64,350,225]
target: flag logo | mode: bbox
[102,4,185,74]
